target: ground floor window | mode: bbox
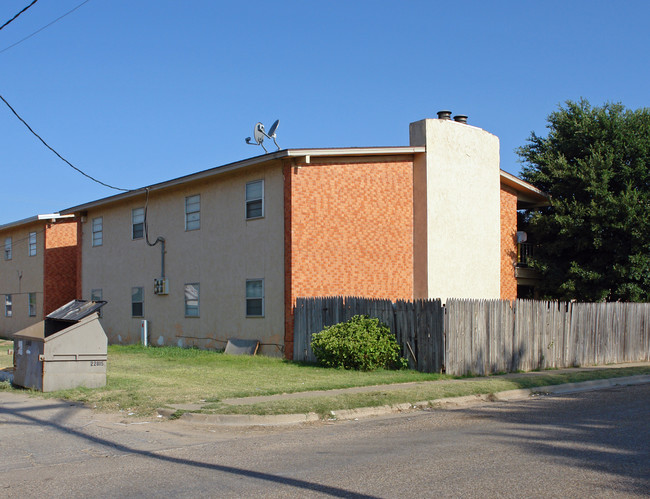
[246,279,264,317]
[91,289,103,317]
[28,293,36,317]
[184,283,200,317]
[131,287,144,317]
[5,295,12,317]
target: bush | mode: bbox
[311,315,407,371]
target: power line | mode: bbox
[0,0,39,32]
[0,93,131,192]
[0,0,91,55]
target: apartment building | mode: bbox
[0,214,80,337]
[55,113,546,357]
[1,113,547,357]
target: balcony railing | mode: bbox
[517,243,533,267]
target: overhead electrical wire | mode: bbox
[0,93,130,192]
[0,0,92,55]
[0,0,39,32]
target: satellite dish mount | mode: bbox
[245,119,281,153]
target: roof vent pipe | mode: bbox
[437,110,452,120]
[453,115,468,124]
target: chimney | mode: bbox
[453,115,468,124]
[437,110,452,120]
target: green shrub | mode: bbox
[311,315,407,371]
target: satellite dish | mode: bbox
[253,123,265,145]
[244,119,280,152]
[268,119,279,137]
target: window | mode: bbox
[28,293,36,317]
[185,195,200,231]
[4,237,11,260]
[131,287,144,317]
[92,217,103,246]
[132,208,144,239]
[184,283,200,317]
[246,180,264,219]
[28,232,37,256]
[246,279,264,317]
[4,295,12,317]
[91,289,103,317]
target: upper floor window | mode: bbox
[4,295,12,317]
[28,232,37,256]
[28,293,36,317]
[246,180,264,219]
[132,208,144,239]
[185,195,200,231]
[184,283,200,317]
[92,217,103,246]
[4,237,11,260]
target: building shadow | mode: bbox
[452,384,650,496]
[0,398,378,499]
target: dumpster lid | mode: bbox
[46,299,107,322]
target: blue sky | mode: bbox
[1,0,649,223]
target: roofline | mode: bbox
[0,213,74,232]
[499,170,549,206]
[59,147,426,214]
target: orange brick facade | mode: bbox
[43,220,81,315]
[500,185,518,300]
[284,160,415,358]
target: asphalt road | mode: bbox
[1,384,648,498]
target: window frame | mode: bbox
[92,217,103,247]
[132,208,144,240]
[184,283,200,318]
[28,292,36,317]
[245,279,264,317]
[5,294,12,318]
[185,194,201,231]
[4,237,12,260]
[28,232,37,257]
[131,286,144,318]
[245,180,264,220]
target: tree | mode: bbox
[518,99,650,302]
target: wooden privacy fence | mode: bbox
[293,297,444,372]
[293,297,650,375]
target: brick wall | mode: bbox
[43,220,80,315]
[500,185,518,300]
[284,159,414,358]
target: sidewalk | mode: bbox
[162,362,650,426]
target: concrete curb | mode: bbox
[179,412,320,426]
[159,374,650,426]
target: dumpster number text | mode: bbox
[90,361,104,367]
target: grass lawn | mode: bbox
[0,339,12,369]
[1,344,648,418]
[1,345,449,416]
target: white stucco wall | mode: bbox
[0,222,44,337]
[410,118,501,299]
[80,162,285,356]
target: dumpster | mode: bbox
[12,300,107,392]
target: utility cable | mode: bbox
[0,0,39,32]
[144,188,165,247]
[0,0,91,55]
[144,187,166,280]
[0,93,130,192]
[1,227,45,248]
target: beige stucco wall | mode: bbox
[80,162,285,356]
[410,118,501,299]
[0,222,45,337]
